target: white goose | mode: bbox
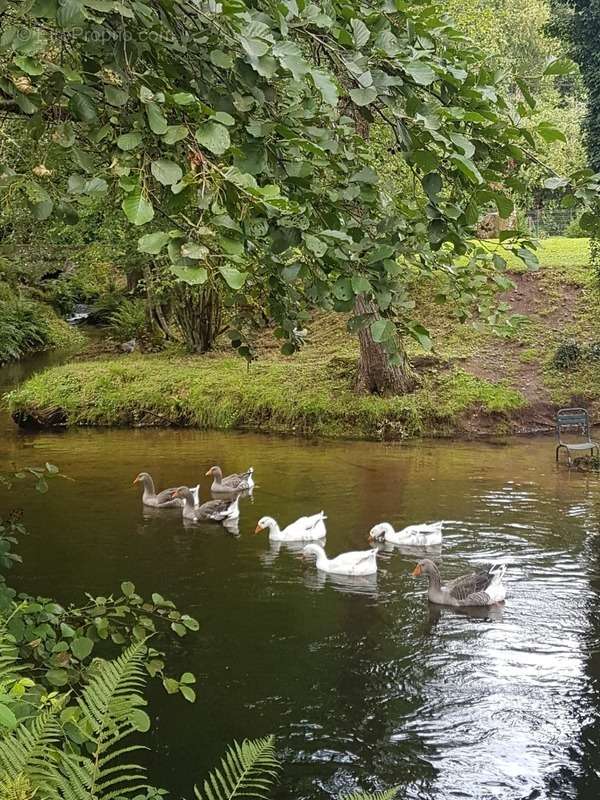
[255,512,326,542]
[369,521,444,547]
[302,544,378,576]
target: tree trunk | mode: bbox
[354,295,417,395]
[172,284,222,353]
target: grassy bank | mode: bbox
[7,237,600,440]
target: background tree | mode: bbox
[1,0,597,394]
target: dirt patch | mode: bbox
[462,272,583,405]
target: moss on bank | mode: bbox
[7,355,524,439]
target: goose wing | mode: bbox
[331,548,377,571]
[448,569,492,602]
[198,497,235,520]
[221,467,254,489]
[154,487,181,506]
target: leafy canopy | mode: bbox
[1,0,599,358]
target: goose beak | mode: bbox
[254,524,263,534]
[205,469,211,476]
[412,564,422,577]
[170,490,178,498]
[132,477,139,485]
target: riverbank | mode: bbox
[7,238,599,440]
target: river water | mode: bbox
[1,352,600,799]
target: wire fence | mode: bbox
[525,207,580,237]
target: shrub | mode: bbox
[0,298,50,363]
[587,341,600,362]
[552,341,583,371]
[108,298,148,340]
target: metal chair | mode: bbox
[555,407,599,464]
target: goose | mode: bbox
[369,521,444,547]
[206,465,254,493]
[133,473,199,509]
[412,559,507,607]
[302,544,378,576]
[254,512,326,541]
[172,486,239,523]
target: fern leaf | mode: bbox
[194,736,280,800]
[341,788,399,800]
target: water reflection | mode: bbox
[1,379,600,799]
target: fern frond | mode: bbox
[59,639,150,800]
[0,709,62,785]
[194,736,280,800]
[341,788,399,800]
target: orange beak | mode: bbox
[254,524,263,534]
[205,469,211,476]
[170,490,178,498]
[132,477,139,485]
[412,564,422,577]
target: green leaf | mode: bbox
[172,92,196,105]
[349,86,377,106]
[122,188,154,226]
[46,668,69,687]
[170,265,208,285]
[214,111,235,126]
[408,323,432,350]
[171,622,187,637]
[13,56,44,75]
[210,49,233,68]
[516,247,539,271]
[543,56,577,76]
[55,122,75,148]
[163,677,180,694]
[163,125,189,144]
[304,234,327,257]
[70,92,97,123]
[181,671,196,684]
[71,636,94,660]
[195,121,230,155]
[180,685,196,703]
[311,69,338,106]
[57,0,84,27]
[151,158,183,186]
[104,85,128,107]
[422,172,442,199]
[273,41,310,81]
[351,18,370,49]
[351,276,371,295]
[180,242,209,260]
[117,131,142,151]
[450,133,475,159]
[121,580,135,596]
[543,176,568,191]
[146,102,168,135]
[218,265,247,289]
[138,231,170,254]
[0,703,17,729]
[370,319,396,343]
[536,122,566,144]
[130,709,151,731]
[451,155,483,184]
[404,60,435,86]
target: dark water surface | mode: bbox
[2,352,600,799]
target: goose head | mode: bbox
[412,559,439,578]
[133,472,150,485]
[368,522,394,541]
[205,466,222,479]
[254,516,276,534]
[171,486,194,502]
